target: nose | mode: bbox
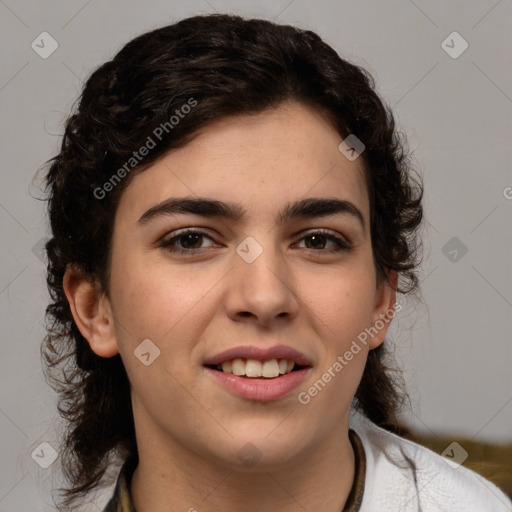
[223,238,300,328]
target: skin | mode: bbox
[64,100,396,512]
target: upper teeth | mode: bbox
[219,358,295,378]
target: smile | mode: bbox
[206,358,305,378]
[203,345,312,401]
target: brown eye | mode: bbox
[177,233,203,249]
[297,230,352,252]
[159,229,216,253]
[304,234,328,249]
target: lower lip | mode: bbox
[204,367,311,401]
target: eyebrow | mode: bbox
[138,196,365,230]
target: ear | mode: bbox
[368,270,398,350]
[63,265,119,358]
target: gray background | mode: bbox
[1,0,511,510]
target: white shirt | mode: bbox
[350,412,512,511]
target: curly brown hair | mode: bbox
[41,13,423,511]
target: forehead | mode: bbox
[117,101,369,225]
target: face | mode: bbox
[95,101,395,470]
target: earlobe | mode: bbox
[63,265,119,358]
[369,270,398,350]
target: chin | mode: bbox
[219,432,311,472]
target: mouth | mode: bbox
[202,345,312,401]
[204,358,309,379]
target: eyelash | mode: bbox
[159,228,352,255]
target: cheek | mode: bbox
[108,251,223,371]
[296,270,375,417]
[109,237,209,331]
[108,261,213,407]
[300,263,376,346]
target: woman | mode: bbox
[42,13,512,512]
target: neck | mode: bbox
[130,417,356,512]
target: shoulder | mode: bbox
[100,455,138,512]
[350,412,512,512]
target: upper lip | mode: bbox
[203,345,312,367]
